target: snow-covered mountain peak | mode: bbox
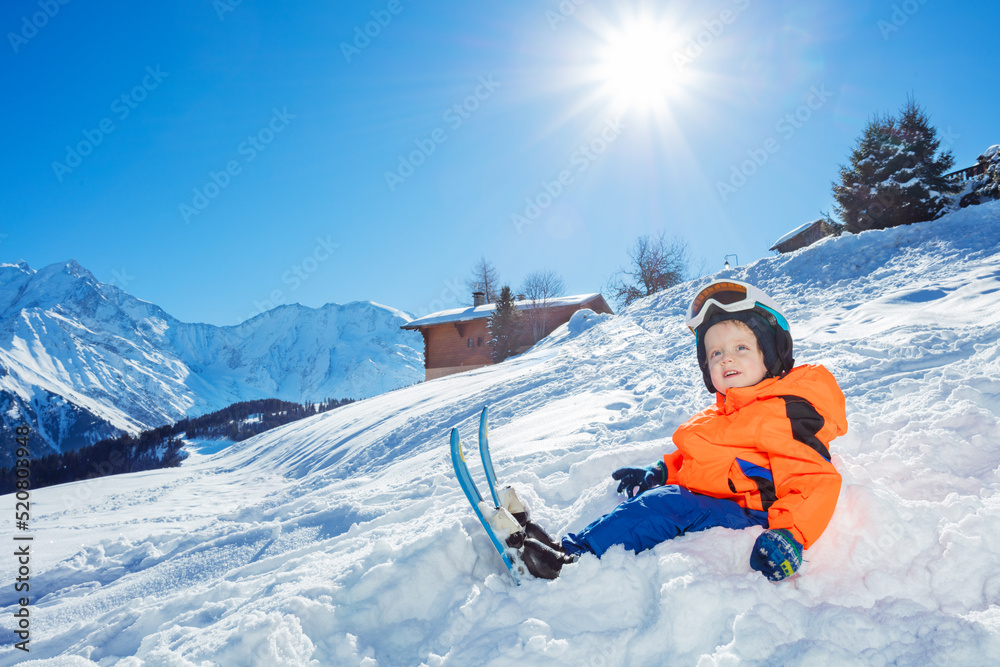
[56,258,95,280]
[0,260,424,459]
[5,258,98,289]
[0,259,107,319]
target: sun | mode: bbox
[594,19,680,115]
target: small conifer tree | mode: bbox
[487,286,523,363]
[833,98,957,233]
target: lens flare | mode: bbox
[595,19,679,115]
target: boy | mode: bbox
[512,279,848,582]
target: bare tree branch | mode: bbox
[465,256,501,304]
[606,232,689,310]
[519,269,566,342]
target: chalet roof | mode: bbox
[769,219,823,251]
[402,293,606,329]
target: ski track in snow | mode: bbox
[3,202,1000,665]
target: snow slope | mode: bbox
[0,261,424,457]
[3,202,1000,665]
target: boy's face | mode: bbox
[703,320,768,395]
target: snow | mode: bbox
[4,202,1000,665]
[404,294,604,328]
[565,308,611,337]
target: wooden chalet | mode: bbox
[769,218,829,254]
[945,163,986,184]
[402,292,613,381]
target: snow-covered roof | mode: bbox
[769,219,823,251]
[402,293,605,329]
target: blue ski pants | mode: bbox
[561,485,769,557]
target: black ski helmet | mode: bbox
[687,280,794,394]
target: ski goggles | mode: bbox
[686,280,789,334]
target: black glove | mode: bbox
[611,461,666,498]
[749,528,803,582]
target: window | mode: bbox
[468,338,473,347]
[477,337,484,347]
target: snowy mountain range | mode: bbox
[0,260,424,460]
[4,201,1000,665]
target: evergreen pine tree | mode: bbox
[833,98,957,233]
[487,286,523,363]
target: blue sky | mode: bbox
[2,0,997,326]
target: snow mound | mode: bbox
[4,202,1000,665]
[531,307,613,354]
[567,307,611,336]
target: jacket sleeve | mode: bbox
[662,449,685,485]
[756,397,843,549]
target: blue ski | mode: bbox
[478,406,502,508]
[450,419,520,584]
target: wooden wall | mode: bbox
[423,319,493,370]
[420,295,613,373]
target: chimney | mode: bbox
[473,291,486,307]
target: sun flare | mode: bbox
[595,20,679,115]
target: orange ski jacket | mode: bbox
[664,364,848,549]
